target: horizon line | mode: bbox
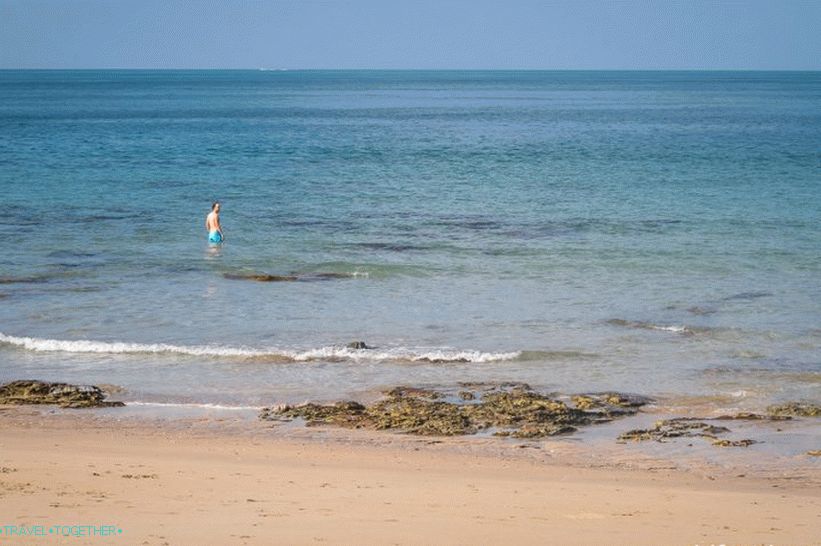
[1,67,820,72]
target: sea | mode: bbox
[0,70,819,417]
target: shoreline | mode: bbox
[2,379,818,481]
[1,407,820,545]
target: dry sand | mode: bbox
[0,408,819,545]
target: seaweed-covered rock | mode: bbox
[384,386,441,400]
[571,395,601,410]
[807,450,821,457]
[618,418,757,448]
[506,423,577,438]
[368,397,474,435]
[346,341,371,350]
[619,419,730,442]
[571,393,652,411]
[272,401,367,427]
[472,389,590,430]
[0,380,125,408]
[767,402,821,418]
[261,384,648,439]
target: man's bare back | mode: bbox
[206,202,223,243]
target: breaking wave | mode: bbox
[0,332,520,364]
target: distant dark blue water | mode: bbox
[0,70,819,411]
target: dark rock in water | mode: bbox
[346,341,371,350]
[618,418,755,447]
[606,319,698,335]
[354,242,426,253]
[301,272,356,281]
[261,384,647,438]
[0,380,125,408]
[767,402,821,417]
[605,318,634,328]
[721,291,773,302]
[47,250,97,259]
[225,271,358,283]
[224,273,299,282]
[0,275,51,284]
[686,306,717,316]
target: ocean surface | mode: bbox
[0,70,819,413]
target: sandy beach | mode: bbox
[3,2,820,544]
[1,408,819,545]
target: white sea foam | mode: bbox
[648,325,687,333]
[728,390,751,398]
[0,332,520,364]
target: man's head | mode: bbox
[212,202,220,212]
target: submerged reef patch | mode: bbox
[0,275,51,284]
[260,384,651,438]
[224,273,299,282]
[223,271,362,283]
[0,380,125,408]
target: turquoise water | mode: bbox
[0,70,819,411]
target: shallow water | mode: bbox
[0,70,819,413]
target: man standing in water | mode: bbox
[206,201,224,244]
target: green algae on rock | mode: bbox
[766,402,821,418]
[0,380,125,408]
[619,418,756,447]
[261,384,651,438]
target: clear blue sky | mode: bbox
[1,0,819,69]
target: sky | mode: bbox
[1,0,819,70]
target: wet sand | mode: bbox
[1,407,819,545]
